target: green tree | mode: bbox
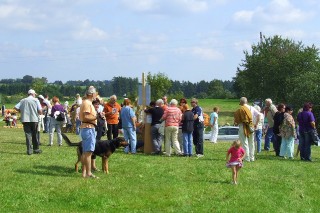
[234,35,320,106]
[146,72,172,100]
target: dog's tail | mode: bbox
[61,133,80,146]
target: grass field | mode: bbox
[1,124,320,212]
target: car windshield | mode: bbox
[218,128,228,135]
[229,128,239,135]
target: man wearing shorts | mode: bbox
[79,86,98,178]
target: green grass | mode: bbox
[1,125,320,213]
[199,99,239,126]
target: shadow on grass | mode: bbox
[15,165,75,177]
[0,150,25,155]
[1,141,25,145]
[208,179,232,184]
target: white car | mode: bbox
[204,126,239,141]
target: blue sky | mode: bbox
[0,0,319,83]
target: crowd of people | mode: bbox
[234,97,316,163]
[11,87,317,181]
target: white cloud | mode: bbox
[175,0,208,13]
[120,0,209,13]
[233,10,255,23]
[191,47,223,60]
[233,40,252,52]
[72,20,108,40]
[175,46,223,60]
[233,0,313,25]
[120,0,159,12]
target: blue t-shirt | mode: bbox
[210,112,218,126]
[192,105,203,125]
[120,106,135,128]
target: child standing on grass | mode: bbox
[226,140,245,185]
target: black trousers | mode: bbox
[23,122,39,154]
[274,134,282,156]
[193,123,204,155]
[107,124,119,140]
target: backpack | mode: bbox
[56,111,66,122]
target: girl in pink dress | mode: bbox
[226,140,245,185]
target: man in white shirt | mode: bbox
[243,97,261,161]
[14,89,42,155]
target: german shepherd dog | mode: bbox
[61,133,128,174]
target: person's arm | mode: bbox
[131,116,137,130]
[311,122,316,129]
[213,117,217,126]
[83,112,97,122]
[193,113,199,121]
[226,152,230,163]
[14,102,21,112]
[239,149,245,161]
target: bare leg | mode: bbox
[235,166,241,184]
[231,166,236,184]
[91,159,97,170]
[82,152,93,177]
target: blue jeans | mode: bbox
[255,129,262,153]
[183,132,193,155]
[44,113,50,132]
[75,119,81,135]
[151,124,162,152]
[123,127,137,154]
[264,127,275,150]
[299,131,312,161]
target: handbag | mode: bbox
[310,129,319,146]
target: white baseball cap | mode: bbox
[28,89,36,95]
[38,95,44,99]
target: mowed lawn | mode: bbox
[1,126,320,213]
[1,98,320,212]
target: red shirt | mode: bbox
[227,146,245,163]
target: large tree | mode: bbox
[146,72,172,100]
[234,35,320,107]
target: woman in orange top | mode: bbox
[103,95,122,140]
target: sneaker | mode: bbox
[196,154,204,158]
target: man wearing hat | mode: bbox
[14,89,42,155]
[79,86,98,178]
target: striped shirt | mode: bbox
[162,106,182,127]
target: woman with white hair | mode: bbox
[253,105,264,153]
[161,99,183,156]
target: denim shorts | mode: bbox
[80,128,96,152]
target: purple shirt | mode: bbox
[297,110,315,132]
[50,104,65,117]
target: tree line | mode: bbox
[0,74,236,104]
[2,35,319,110]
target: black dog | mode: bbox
[61,133,128,174]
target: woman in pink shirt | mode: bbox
[161,99,182,156]
[226,140,245,185]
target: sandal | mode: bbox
[92,168,101,172]
[86,174,99,179]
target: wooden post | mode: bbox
[142,73,152,154]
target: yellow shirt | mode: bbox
[79,99,97,128]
